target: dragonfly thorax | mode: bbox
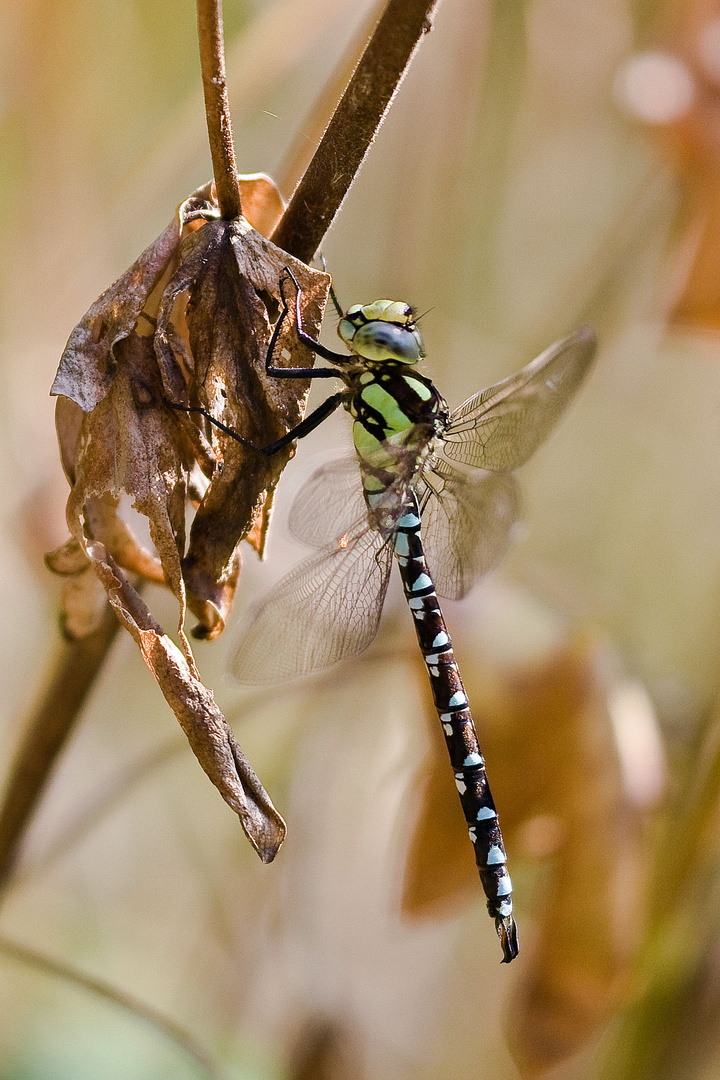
[346,365,449,514]
[349,366,448,446]
[338,300,424,364]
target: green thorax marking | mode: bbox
[348,365,449,473]
[361,381,413,434]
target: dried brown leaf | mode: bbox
[234,172,285,236]
[54,395,85,484]
[49,184,214,641]
[47,173,326,859]
[635,9,720,331]
[83,493,165,584]
[50,217,184,412]
[50,177,329,642]
[488,636,642,1075]
[64,328,193,653]
[50,174,281,411]
[401,740,478,917]
[245,486,274,559]
[155,215,329,637]
[88,542,285,861]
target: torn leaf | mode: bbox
[50,177,329,641]
[157,216,329,637]
[48,174,328,859]
[89,543,286,862]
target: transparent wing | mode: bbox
[289,454,417,547]
[416,464,519,600]
[440,325,597,472]
[288,457,366,548]
[230,519,392,684]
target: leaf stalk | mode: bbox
[197,0,242,219]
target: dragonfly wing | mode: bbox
[417,467,519,600]
[230,519,392,684]
[288,451,418,547]
[441,325,597,471]
[288,457,367,548]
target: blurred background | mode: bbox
[3,0,720,1077]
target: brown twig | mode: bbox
[272,0,442,263]
[0,604,121,893]
[197,0,242,219]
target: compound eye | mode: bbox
[351,321,423,363]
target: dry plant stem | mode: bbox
[0,604,121,894]
[197,0,242,219]
[276,0,388,195]
[272,0,442,263]
[0,933,228,1080]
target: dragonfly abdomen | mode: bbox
[393,495,519,963]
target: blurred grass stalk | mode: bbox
[0,607,122,891]
[597,688,720,1080]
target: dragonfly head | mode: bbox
[338,300,425,364]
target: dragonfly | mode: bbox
[174,270,597,962]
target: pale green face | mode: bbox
[338,300,424,364]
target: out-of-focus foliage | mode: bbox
[5,0,720,1078]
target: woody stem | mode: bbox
[197,0,242,219]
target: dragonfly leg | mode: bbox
[166,392,345,456]
[266,268,350,375]
[317,252,344,319]
[165,269,348,456]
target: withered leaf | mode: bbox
[48,174,328,862]
[50,215,185,412]
[630,23,720,332]
[82,493,165,584]
[56,326,198,662]
[231,172,285,237]
[89,542,286,862]
[483,636,641,1076]
[162,217,328,637]
[51,178,329,642]
[50,176,278,412]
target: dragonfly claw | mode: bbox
[496,915,519,963]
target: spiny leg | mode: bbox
[266,268,350,374]
[165,393,344,457]
[165,269,351,452]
